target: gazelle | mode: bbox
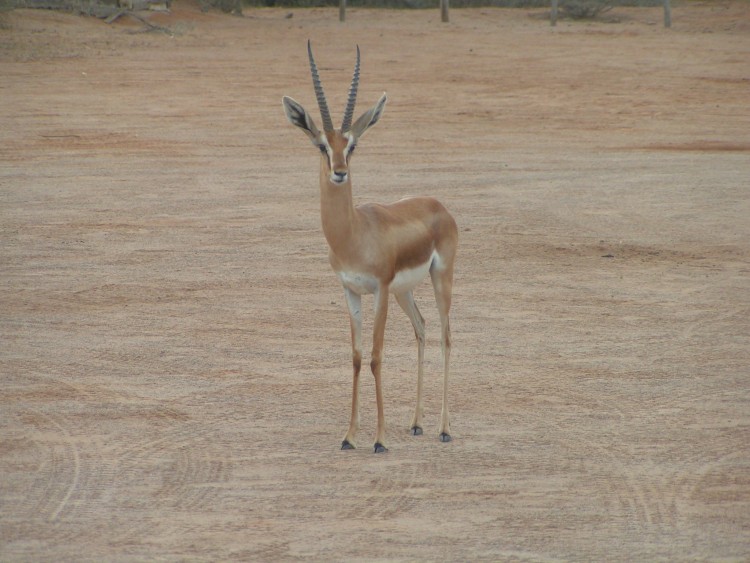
[282,42,458,453]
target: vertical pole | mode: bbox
[551,0,558,26]
[339,0,346,22]
[663,0,671,28]
[441,0,449,23]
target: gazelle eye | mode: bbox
[318,145,327,154]
[348,144,356,154]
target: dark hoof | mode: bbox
[439,432,452,443]
[373,442,388,453]
[410,426,423,436]
[341,440,355,450]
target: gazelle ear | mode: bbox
[349,92,387,140]
[283,96,321,142]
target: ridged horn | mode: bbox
[341,45,360,133]
[307,40,334,132]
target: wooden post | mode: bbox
[550,0,558,26]
[441,0,449,23]
[663,0,671,28]
[339,0,346,22]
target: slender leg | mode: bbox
[371,286,389,453]
[431,263,453,442]
[342,288,362,450]
[395,291,426,436]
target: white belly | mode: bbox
[337,251,435,296]
[388,252,434,294]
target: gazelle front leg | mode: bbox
[371,285,389,453]
[395,291,426,436]
[342,288,363,450]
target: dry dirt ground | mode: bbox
[1,1,749,560]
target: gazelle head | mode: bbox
[283,41,387,185]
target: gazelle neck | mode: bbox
[319,160,358,254]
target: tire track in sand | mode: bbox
[2,407,81,522]
[344,461,424,520]
[113,423,233,513]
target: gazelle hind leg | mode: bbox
[395,291,426,436]
[342,288,362,450]
[430,262,453,442]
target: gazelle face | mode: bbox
[318,131,356,185]
[281,42,387,186]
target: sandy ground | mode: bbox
[1,1,749,560]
